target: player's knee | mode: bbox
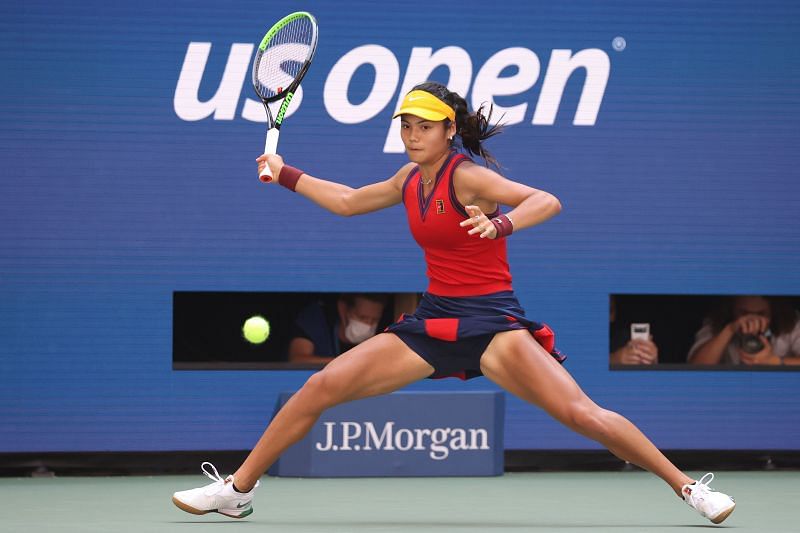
[300,370,346,409]
[567,402,613,438]
[298,372,332,410]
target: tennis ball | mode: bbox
[242,315,270,344]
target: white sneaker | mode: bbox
[172,462,259,519]
[682,473,735,524]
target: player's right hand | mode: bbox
[256,153,285,182]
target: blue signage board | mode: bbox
[270,392,505,477]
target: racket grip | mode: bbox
[259,128,281,183]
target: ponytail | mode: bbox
[411,81,504,168]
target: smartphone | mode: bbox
[630,323,650,341]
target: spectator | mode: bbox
[288,293,388,364]
[688,295,800,365]
[610,296,659,365]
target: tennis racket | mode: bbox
[252,11,318,182]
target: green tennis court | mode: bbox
[2,471,795,532]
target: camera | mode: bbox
[736,330,772,354]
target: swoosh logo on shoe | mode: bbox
[236,502,251,509]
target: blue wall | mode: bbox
[1,0,799,452]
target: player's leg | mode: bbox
[480,329,690,491]
[234,331,433,488]
[479,329,734,523]
[173,332,433,517]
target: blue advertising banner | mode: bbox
[269,392,505,477]
[1,1,798,453]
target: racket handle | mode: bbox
[259,128,281,183]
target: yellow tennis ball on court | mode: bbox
[242,315,270,344]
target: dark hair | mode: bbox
[707,295,799,337]
[411,81,504,168]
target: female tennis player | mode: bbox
[172,81,735,524]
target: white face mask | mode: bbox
[344,318,377,344]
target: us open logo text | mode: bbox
[175,43,611,153]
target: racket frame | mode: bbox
[252,11,318,182]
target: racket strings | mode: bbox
[254,18,316,100]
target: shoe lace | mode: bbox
[686,473,715,506]
[200,462,226,485]
[200,461,257,494]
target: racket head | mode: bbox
[252,12,318,104]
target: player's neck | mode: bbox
[418,150,451,186]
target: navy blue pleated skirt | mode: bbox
[385,290,565,379]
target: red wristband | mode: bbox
[278,165,304,192]
[490,214,514,238]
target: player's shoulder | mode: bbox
[453,157,497,183]
[397,161,418,176]
[387,162,418,187]
[453,156,478,173]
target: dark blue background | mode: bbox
[1,1,798,452]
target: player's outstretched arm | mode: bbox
[257,154,411,216]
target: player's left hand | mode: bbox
[460,205,497,239]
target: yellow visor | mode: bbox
[392,90,456,122]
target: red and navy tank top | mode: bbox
[402,151,512,297]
